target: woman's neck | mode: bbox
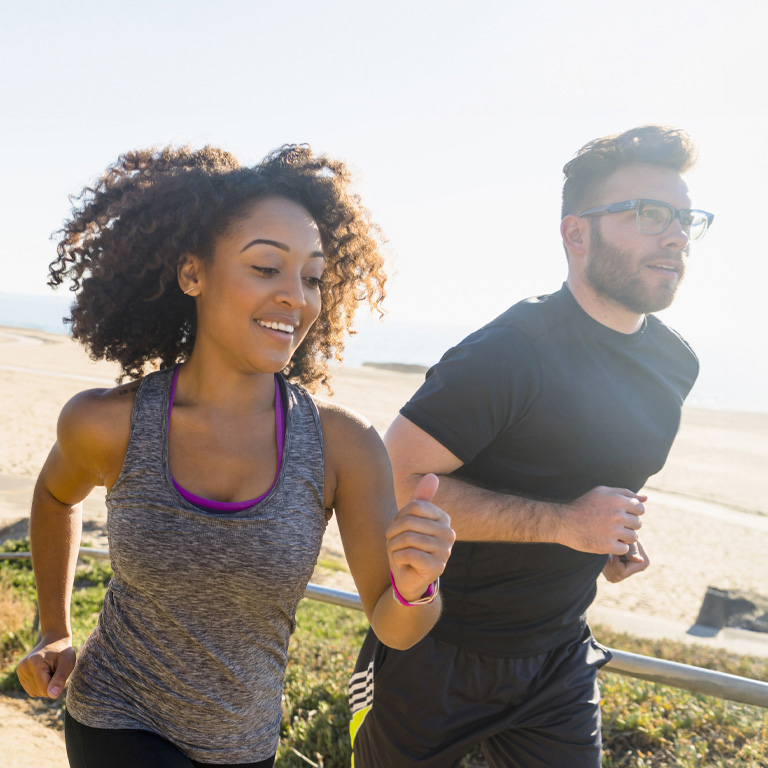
[176,352,277,415]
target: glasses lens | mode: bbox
[636,202,672,235]
[682,211,710,241]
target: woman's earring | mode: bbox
[183,287,195,296]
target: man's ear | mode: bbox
[177,253,202,296]
[560,215,589,259]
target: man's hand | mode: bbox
[553,486,647,555]
[386,474,455,602]
[602,540,650,583]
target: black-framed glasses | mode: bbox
[578,199,714,242]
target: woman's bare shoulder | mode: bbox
[60,379,140,426]
[312,396,391,480]
[57,378,144,468]
[312,396,378,443]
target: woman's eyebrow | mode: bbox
[240,238,289,253]
[240,238,324,259]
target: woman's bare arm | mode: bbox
[319,401,454,650]
[17,388,132,698]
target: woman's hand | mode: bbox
[17,632,76,699]
[386,474,455,602]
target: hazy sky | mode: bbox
[2,0,766,394]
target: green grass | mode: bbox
[0,537,40,691]
[2,536,767,766]
[314,557,350,574]
[594,626,768,768]
[0,537,115,692]
[279,600,368,767]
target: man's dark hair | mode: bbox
[561,125,698,219]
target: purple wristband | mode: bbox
[390,571,440,606]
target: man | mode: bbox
[349,125,712,767]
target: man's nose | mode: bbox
[661,215,690,250]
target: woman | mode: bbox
[17,144,454,768]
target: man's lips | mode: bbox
[646,260,683,276]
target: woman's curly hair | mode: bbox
[49,144,387,389]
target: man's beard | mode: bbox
[586,222,686,315]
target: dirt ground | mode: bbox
[0,693,67,767]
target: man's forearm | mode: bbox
[394,470,559,544]
[384,415,644,555]
[394,471,644,555]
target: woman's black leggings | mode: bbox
[64,710,275,768]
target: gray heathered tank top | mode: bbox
[66,368,327,763]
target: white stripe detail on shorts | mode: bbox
[349,660,375,714]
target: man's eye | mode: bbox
[639,206,666,222]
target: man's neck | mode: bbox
[565,277,645,334]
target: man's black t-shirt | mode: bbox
[401,285,699,658]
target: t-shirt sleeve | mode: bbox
[400,324,541,465]
[648,316,700,401]
[670,330,700,400]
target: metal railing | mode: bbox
[3,546,768,709]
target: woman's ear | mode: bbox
[177,253,201,297]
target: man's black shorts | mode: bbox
[350,626,611,768]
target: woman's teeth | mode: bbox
[258,320,295,333]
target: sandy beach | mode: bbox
[1,325,767,766]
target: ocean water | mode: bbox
[1,292,765,413]
[0,292,74,336]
